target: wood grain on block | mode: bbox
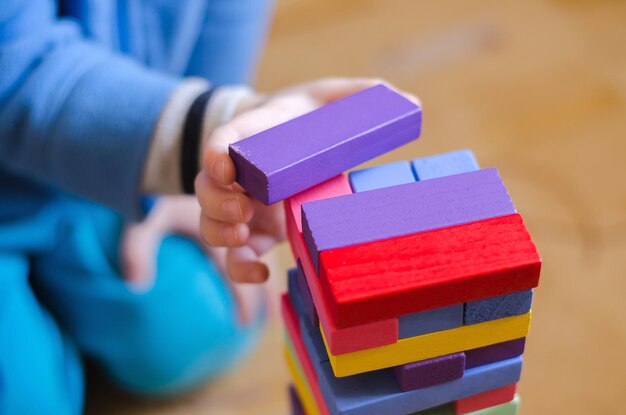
[348,161,416,192]
[296,260,319,328]
[464,290,533,325]
[454,384,517,415]
[465,338,526,369]
[322,312,530,377]
[229,85,422,205]
[290,300,524,415]
[393,353,465,391]
[282,295,330,415]
[289,384,306,415]
[286,209,399,354]
[302,168,516,272]
[411,149,479,181]
[286,175,352,233]
[319,214,541,327]
[399,303,464,339]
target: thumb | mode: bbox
[120,223,160,291]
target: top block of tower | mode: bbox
[228,85,422,205]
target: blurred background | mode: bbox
[86,0,626,413]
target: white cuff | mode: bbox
[142,78,210,194]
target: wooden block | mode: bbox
[287,267,308,323]
[322,312,530,377]
[411,396,519,415]
[464,290,533,325]
[229,85,422,204]
[282,295,329,415]
[296,260,319,328]
[289,384,306,415]
[285,344,324,415]
[349,161,416,192]
[286,174,353,233]
[286,207,399,354]
[468,395,519,415]
[290,301,524,415]
[319,214,541,327]
[393,353,465,391]
[303,168,516,272]
[465,338,526,369]
[399,304,464,339]
[454,384,517,415]
[411,149,479,181]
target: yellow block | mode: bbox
[284,342,321,415]
[322,312,532,377]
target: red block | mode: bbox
[286,207,398,354]
[454,383,517,414]
[281,295,330,415]
[319,214,541,327]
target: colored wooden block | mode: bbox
[286,201,399,354]
[318,214,541,327]
[411,149,479,181]
[468,395,519,415]
[282,295,329,415]
[287,267,308,322]
[465,338,526,369]
[399,304,464,339]
[229,84,422,205]
[410,396,519,415]
[454,384,517,415]
[349,161,416,192]
[292,308,524,415]
[289,384,306,415]
[286,174,353,233]
[296,260,319,328]
[393,353,465,391]
[321,311,530,377]
[285,344,323,415]
[464,290,533,325]
[303,168,516,272]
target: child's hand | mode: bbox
[119,196,264,323]
[196,78,419,283]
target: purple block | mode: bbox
[302,168,516,271]
[288,384,305,415]
[393,353,465,391]
[465,338,526,369]
[296,260,319,328]
[229,85,422,205]
[464,290,533,325]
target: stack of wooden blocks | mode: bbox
[229,85,542,415]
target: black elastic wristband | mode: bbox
[181,89,213,194]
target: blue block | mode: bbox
[398,303,464,339]
[287,267,308,322]
[464,290,533,325]
[411,149,479,181]
[298,313,523,415]
[349,161,416,192]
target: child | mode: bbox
[0,1,417,414]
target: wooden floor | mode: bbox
[87,0,626,414]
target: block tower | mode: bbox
[229,85,541,415]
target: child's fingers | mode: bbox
[200,215,249,247]
[195,172,253,223]
[226,245,269,283]
[202,147,237,187]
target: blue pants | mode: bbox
[0,194,262,415]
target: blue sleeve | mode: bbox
[0,0,180,219]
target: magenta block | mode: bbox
[229,84,422,205]
[302,168,516,271]
[393,352,466,391]
[465,338,526,369]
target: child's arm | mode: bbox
[196,78,419,283]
